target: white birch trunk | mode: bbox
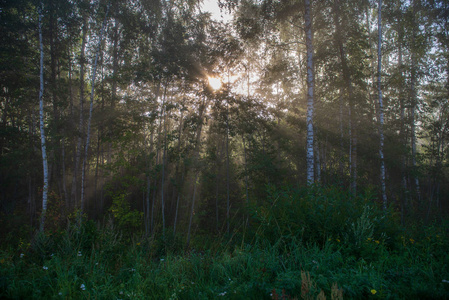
[80,2,110,213]
[411,0,421,202]
[378,0,387,210]
[38,2,49,232]
[305,0,314,185]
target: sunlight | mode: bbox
[208,76,222,91]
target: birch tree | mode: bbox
[38,1,49,232]
[378,0,387,209]
[80,2,111,213]
[305,0,315,185]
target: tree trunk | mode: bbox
[186,173,199,248]
[38,2,49,232]
[160,84,169,238]
[377,0,387,210]
[71,16,88,209]
[398,21,408,220]
[242,134,249,214]
[225,103,230,234]
[80,2,110,214]
[305,0,315,185]
[173,108,184,235]
[145,130,154,236]
[410,0,421,204]
[333,0,356,193]
[186,95,207,248]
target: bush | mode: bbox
[249,185,400,249]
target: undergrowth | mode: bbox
[0,185,448,299]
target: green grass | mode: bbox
[1,186,448,299]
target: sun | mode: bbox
[208,76,222,91]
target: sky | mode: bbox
[200,0,233,22]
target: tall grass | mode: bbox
[1,185,448,299]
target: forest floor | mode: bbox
[1,187,449,299]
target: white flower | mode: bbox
[160,258,164,262]
[119,291,123,295]
[130,268,136,272]
[80,283,86,291]
[218,291,227,296]
[78,251,82,257]
[51,253,54,257]
[43,266,48,270]
[443,279,449,283]
[58,292,62,296]
[20,253,24,258]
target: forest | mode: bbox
[1,0,449,298]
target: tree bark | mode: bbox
[186,95,207,248]
[80,2,111,213]
[38,2,49,232]
[410,0,421,204]
[225,102,230,234]
[71,16,87,209]
[160,83,169,238]
[305,0,315,185]
[377,0,387,210]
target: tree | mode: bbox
[38,1,49,232]
[305,0,315,185]
[80,1,111,213]
[378,0,387,209]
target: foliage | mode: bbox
[109,191,143,234]
[1,185,448,299]
[249,185,401,250]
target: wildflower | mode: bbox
[58,292,62,296]
[20,253,24,258]
[78,251,82,257]
[218,291,227,296]
[119,291,123,295]
[375,240,380,244]
[160,258,165,262]
[80,284,86,291]
[409,238,415,244]
[43,266,48,270]
[191,282,195,285]
[442,279,449,283]
[51,253,54,257]
[371,289,377,295]
[136,242,141,246]
[336,238,340,243]
[130,268,136,272]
